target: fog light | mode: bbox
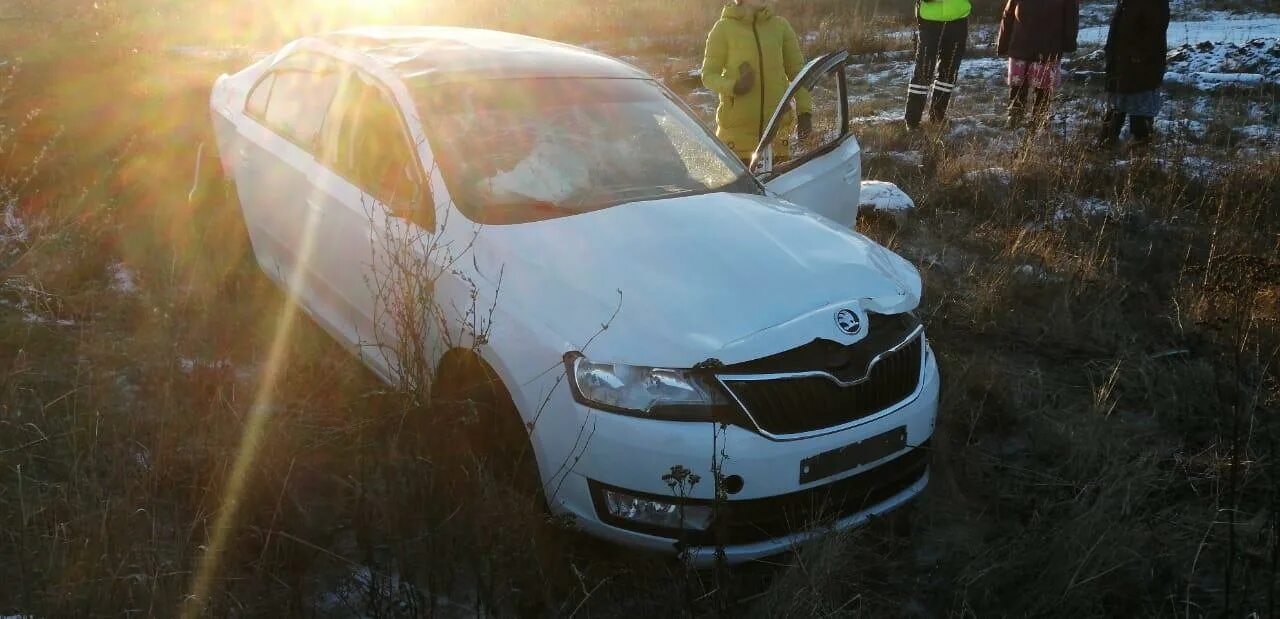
[602,489,713,531]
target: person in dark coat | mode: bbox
[997,0,1079,131]
[1099,0,1171,148]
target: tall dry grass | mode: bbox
[0,0,1277,616]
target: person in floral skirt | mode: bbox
[996,0,1079,131]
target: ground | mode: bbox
[0,0,1277,617]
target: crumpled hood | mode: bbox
[473,192,921,368]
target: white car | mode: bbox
[210,27,939,565]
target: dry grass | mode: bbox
[1,1,1278,617]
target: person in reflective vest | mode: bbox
[906,0,972,130]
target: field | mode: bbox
[0,0,1277,616]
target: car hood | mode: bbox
[471,192,922,368]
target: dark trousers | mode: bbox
[906,16,968,126]
[1100,108,1154,146]
[1009,86,1052,127]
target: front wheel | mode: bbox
[434,353,545,504]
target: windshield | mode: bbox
[413,78,761,224]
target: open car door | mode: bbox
[751,50,860,227]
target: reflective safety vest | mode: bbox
[918,0,972,22]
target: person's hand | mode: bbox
[733,61,755,95]
[797,113,813,140]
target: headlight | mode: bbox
[564,352,732,421]
[601,487,713,531]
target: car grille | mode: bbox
[720,335,924,437]
[691,441,930,546]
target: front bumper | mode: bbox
[534,346,940,565]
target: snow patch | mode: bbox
[1237,124,1277,142]
[850,109,907,125]
[1155,118,1209,140]
[314,565,477,618]
[857,62,912,86]
[859,181,915,213]
[1080,16,1280,46]
[1014,264,1060,284]
[167,45,265,62]
[964,167,1013,185]
[1167,37,1280,80]
[885,150,924,167]
[949,119,1004,141]
[2,199,26,244]
[1177,156,1220,180]
[958,58,1008,84]
[109,263,138,294]
[22,312,76,327]
[178,358,234,375]
[1054,197,1113,222]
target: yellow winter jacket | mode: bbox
[701,4,812,160]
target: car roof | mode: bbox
[317,26,651,85]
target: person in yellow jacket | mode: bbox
[701,0,812,164]
[906,0,972,129]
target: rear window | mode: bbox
[246,55,343,151]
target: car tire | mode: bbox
[435,352,545,506]
[216,179,255,268]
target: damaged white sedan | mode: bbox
[210,27,938,565]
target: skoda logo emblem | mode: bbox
[835,309,862,336]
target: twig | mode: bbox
[0,430,75,456]
[567,575,611,618]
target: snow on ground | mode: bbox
[1155,118,1209,140]
[1071,33,1280,91]
[964,167,1014,185]
[1055,197,1113,222]
[859,180,915,213]
[109,263,139,294]
[167,45,265,62]
[1167,37,1280,82]
[958,58,1008,85]
[21,312,76,327]
[1110,156,1223,180]
[858,64,912,87]
[1166,71,1266,89]
[1079,14,1280,46]
[850,109,907,125]
[1238,124,1278,143]
[314,565,478,619]
[885,150,924,167]
[2,199,26,245]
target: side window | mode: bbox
[321,74,428,220]
[247,54,343,151]
[754,53,850,176]
[788,67,846,164]
[246,74,274,119]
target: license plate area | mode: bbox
[799,426,908,485]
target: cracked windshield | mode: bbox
[415,78,758,224]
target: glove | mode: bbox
[733,61,755,96]
[797,113,813,140]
